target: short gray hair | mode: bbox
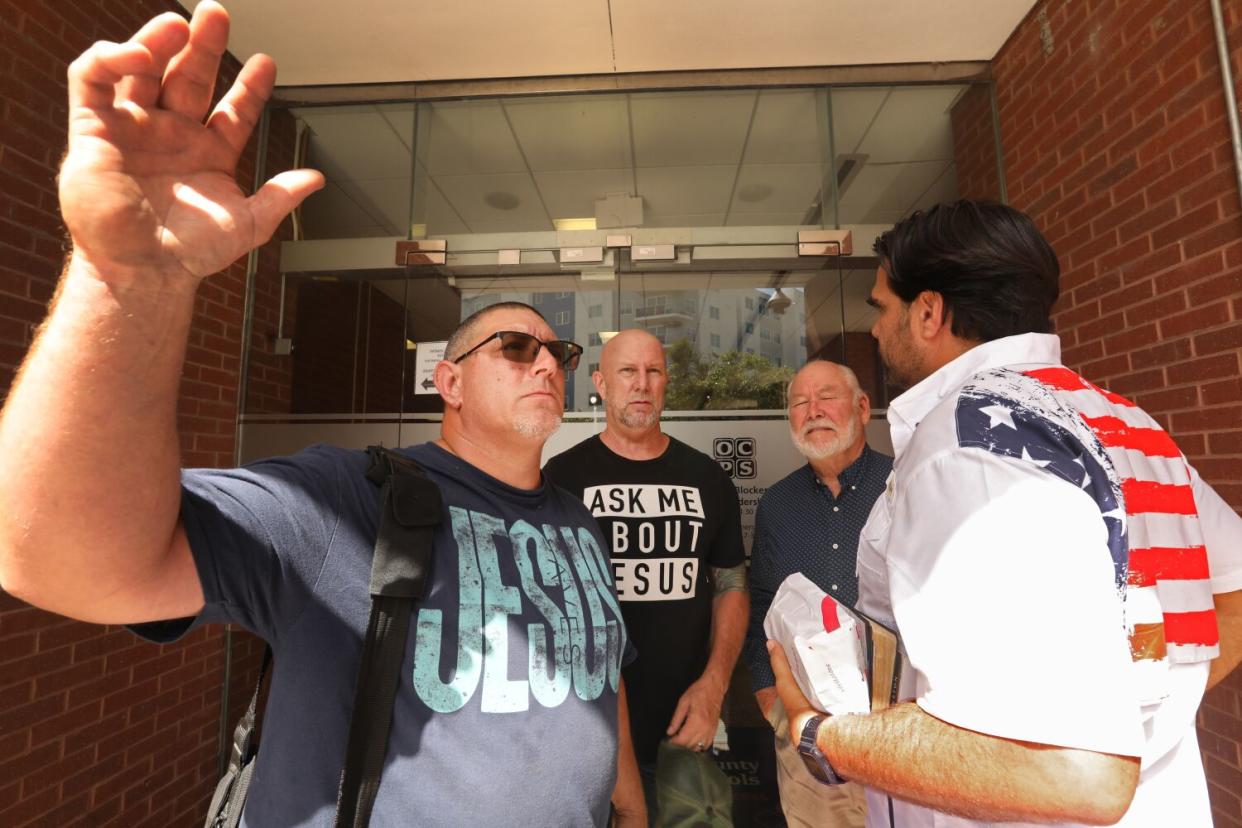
[444,301,545,361]
[785,360,863,411]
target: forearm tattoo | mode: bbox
[712,563,748,595]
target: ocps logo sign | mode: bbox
[713,437,756,479]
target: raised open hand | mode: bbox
[58,2,323,287]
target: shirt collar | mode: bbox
[802,443,874,494]
[886,333,1061,457]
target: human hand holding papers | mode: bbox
[764,573,905,716]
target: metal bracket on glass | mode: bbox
[395,239,447,266]
[631,243,676,261]
[797,229,853,257]
[559,246,605,264]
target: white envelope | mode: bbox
[763,572,870,715]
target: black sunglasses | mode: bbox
[453,330,584,372]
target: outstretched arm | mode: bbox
[768,642,1139,825]
[0,2,322,624]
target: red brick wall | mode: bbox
[950,82,1003,203]
[0,2,294,825]
[978,0,1242,823]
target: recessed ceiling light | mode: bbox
[737,183,774,203]
[554,217,597,231]
[485,191,520,210]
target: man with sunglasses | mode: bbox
[545,329,748,824]
[0,5,645,826]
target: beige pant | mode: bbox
[766,699,867,828]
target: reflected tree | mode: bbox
[665,338,793,411]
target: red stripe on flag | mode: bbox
[1087,381,1136,408]
[1162,610,1220,647]
[1025,368,1135,407]
[1126,547,1211,586]
[1082,415,1182,458]
[1122,479,1198,515]
[1024,367,1087,391]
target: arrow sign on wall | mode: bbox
[413,340,447,395]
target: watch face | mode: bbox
[797,715,844,785]
[800,748,836,785]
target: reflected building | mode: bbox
[463,286,807,410]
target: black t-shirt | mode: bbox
[544,435,744,763]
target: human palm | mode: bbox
[59,3,321,286]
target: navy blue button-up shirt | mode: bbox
[742,443,893,690]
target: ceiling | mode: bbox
[297,84,967,238]
[186,0,1036,87]
[209,0,1034,337]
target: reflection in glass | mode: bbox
[289,83,984,265]
[296,104,416,240]
[287,278,407,414]
[462,278,810,413]
[261,79,1001,419]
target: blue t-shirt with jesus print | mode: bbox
[148,442,628,827]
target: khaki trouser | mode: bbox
[766,699,867,828]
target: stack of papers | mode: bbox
[764,573,905,715]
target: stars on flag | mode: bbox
[1019,447,1051,468]
[978,404,1017,430]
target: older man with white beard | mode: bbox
[741,360,892,828]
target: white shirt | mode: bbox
[855,333,1242,828]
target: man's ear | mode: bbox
[434,361,464,410]
[593,371,606,398]
[856,391,872,426]
[911,290,949,341]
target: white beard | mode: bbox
[791,416,858,461]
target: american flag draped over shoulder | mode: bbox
[954,365,1219,703]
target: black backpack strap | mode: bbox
[334,446,443,828]
[232,646,273,772]
[206,646,272,828]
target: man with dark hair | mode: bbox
[0,5,644,825]
[872,199,1060,342]
[743,360,890,827]
[545,328,748,824]
[770,200,1242,827]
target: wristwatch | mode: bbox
[797,714,846,785]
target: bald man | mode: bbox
[545,330,748,823]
